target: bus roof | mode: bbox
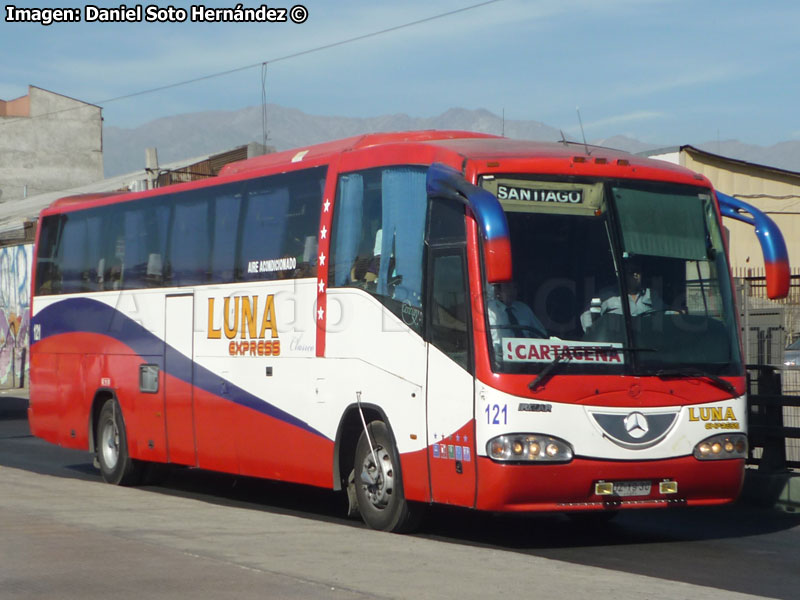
[47,191,129,210]
[220,130,706,184]
[218,130,501,177]
[41,130,710,217]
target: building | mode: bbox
[645,145,800,276]
[0,86,102,388]
[645,145,800,362]
[0,86,103,206]
[0,141,269,389]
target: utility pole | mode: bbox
[145,147,159,190]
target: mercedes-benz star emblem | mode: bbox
[624,412,649,439]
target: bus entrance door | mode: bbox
[164,294,198,466]
[425,249,477,507]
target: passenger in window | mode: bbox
[108,265,122,289]
[349,258,371,284]
[350,229,382,288]
[488,281,548,347]
[297,234,318,277]
[580,256,664,331]
[37,263,62,295]
[145,253,163,286]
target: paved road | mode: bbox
[2,391,799,599]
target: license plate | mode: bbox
[613,480,651,497]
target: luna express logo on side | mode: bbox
[207,295,280,357]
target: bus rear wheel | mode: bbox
[353,421,420,533]
[96,399,141,486]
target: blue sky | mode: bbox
[2,0,798,146]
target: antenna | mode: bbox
[576,106,590,155]
[502,108,505,136]
[559,129,568,146]
[261,62,269,148]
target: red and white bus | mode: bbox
[29,131,789,531]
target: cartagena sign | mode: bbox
[503,339,624,364]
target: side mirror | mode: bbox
[717,192,790,299]
[426,163,512,283]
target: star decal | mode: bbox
[320,225,327,239]
[318,252,326,266]
[317,306,324,320]
[318,279,325,293]
[323,199,331,213]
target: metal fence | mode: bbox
[736,270,800,344]
[737,272,800,472]
[744,270,800,471]
[747,366,800,471]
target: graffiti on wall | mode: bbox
[0,244,32,387]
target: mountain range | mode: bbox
[103,105,800,177]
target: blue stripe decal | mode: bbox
[32,297,325,438]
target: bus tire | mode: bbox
[354,421,420,533]
[96,399,141,486]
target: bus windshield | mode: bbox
[480,176,742,376]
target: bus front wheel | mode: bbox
[96,399,141,486]
[353,421,419,533]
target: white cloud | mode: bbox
[566,110,666,134]
[612,65,748,99]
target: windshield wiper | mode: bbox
[529,354,564,391]
[651,368,737,397]
[528,346,656,391]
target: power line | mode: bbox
[96,0,505,105]
[1,1,505,125]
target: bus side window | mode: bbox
[56,213,89,294]
[330,166,427,335]
[85,214,105,290]
[427,198,470,370]
[35,261,61,295]
[119,201,169,289]
[170,200,210,286]
[35,215,63,296]
[239,168,325,281]
[429,252,470,370]
[330,172,367,288]
[210,192,240,283]
[427,196,466,244]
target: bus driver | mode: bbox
[580,256,664,331]
[488,281,547,361]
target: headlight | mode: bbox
[487,434,573,463]
[693,433,747,460]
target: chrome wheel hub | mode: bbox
[100,418,119,470]
[360,445,394,509]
